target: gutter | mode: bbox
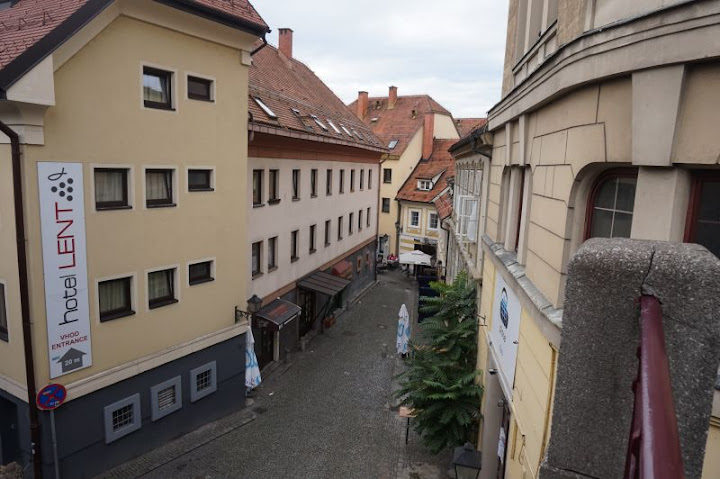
[1,120,43,478]
[250,35,268,56]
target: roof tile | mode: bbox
[397,139,456,203]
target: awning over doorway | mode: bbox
[254,299,301,331]
[331,260,353,279]
[297,270,351,296]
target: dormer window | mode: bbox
[388,139,398,149]
[253,97,277,119]
[327,119,341,134]
[310,115,328,131]
[418,180,432,191]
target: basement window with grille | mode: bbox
[151,376,182,421]
[104,394,141,443]
[190,361,217,402]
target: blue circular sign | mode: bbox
[36,384,67,411]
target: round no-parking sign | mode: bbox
[37,383,67,411]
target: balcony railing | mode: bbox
[624,295,685,479]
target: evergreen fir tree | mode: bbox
[395,271,483,454]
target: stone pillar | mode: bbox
[539,239,720,479]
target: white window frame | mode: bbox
[186,166,216,193]
[409,209,421,228]
[143,166,179,209]
[418,180,432,191]
[187,257,216,287]
[145,264,180,312]
[151,376,183,421]
[91,164,135,211]
[428,212,439,231]
[94,272,137,324]
[185,72,216,102]
[104,394,141,444]
[140,62,178,113]
[190,361,217,402]
[252,240,263,277]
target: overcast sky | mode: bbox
[249,0,510,119]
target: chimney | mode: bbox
[422,113,435,160]
[278,28,293,59]
[389,86,397,109]
[357,91,368,119]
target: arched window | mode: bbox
[585,169,638,239]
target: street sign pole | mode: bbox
[50,410,60,479]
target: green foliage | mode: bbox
[395,271,483,454]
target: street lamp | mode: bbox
[235,294,263,323]
[452,443,482,479]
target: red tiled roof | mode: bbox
[0,0,268,71]
[455,118,487,138]
[348,94,452,156]
[249,44,384,151]
[396,139,456,203]
[434,190,453,221]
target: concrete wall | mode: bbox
[593,0,686,29]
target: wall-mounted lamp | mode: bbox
[235,294,263,324]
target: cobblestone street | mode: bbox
[99,270,451,479]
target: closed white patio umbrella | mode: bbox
[397,304,411,356]
[245,330,262,390]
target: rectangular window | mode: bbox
[383,168,392,184]
[360,170,364,190]
[350,169,355,192]
[269,169,279,203]
[146,169,174,207]
[367,207,371,227]
[189,261,213,285]
[151,376,182,421]
[410,211,420,227]
[338,216,344,240]
[358,210,363,231]
[349,213,354,235]
[292,169,300,200]
[368,169,373,189]
[311,169,318,197]
[0,283,8,341]
[148,268,177,309]
[429,213,439,230]
[253,170,263,206]
[98,277,134,322]
[418,180,432,191]
[104,394,141,444]
[291,230,299,261]
[326,169,333,195]
[190,362,217,402]
[188,169,213,191]
[325,220,331,246]
[187,76,213,102]
[309,224,317,253]
[382,198,391,213]
[95,168,129,209]
[268,236,277,270]
[252,241,262,277]
[143,66,173,110]
[339,170,345,194]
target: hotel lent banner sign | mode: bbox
[490,271,521,400]
[38,162,93,379]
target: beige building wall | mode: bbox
[249,158,378,298]
[398,200,442,254]
[2,12,257,401]
[0,144,27,398]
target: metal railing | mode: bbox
[624,295,685,479]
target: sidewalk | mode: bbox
[96,270,451,479]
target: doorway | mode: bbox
[253,326,274,369]
[299,290,316,337]
[0,396,19,465]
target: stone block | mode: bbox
[539,130,568,165]
[565,124,606,176]
[540,239,720,479]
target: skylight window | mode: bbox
[253,97,277,119]
[370,117,379,123]
[291,108,301,116]
[340,125,353,137]
[327,119,341,134]
[351,128,363,139]
[388,139,398,149]
[310,115,329,131]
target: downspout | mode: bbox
[250,35,268,56]
[1,119,43,478]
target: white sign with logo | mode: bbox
[498,427,507,460]
[38,162,93,378]
[490,271,521,399]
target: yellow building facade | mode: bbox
[0,1,267,477]
[448,1,720,477]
